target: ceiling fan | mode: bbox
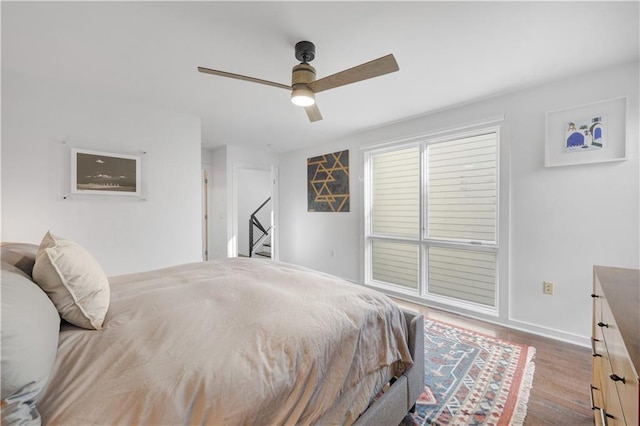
[197,41,399,122]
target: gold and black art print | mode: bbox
[307,150,349,212]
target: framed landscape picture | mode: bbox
[71,148,141,196]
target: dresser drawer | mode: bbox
[593,289,603,334]
[592,356,606,425]
[598,341,626,424]
[601,300,640,426]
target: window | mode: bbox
[371,147,420,237]
[365,128,499,312]
[427,133,497,242]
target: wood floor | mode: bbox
[392,298,594,425]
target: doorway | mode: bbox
[232,163,276,259]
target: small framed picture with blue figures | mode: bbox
[545,96,627,167]
[565,115,604,152]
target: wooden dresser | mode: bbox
[591,266,640,425]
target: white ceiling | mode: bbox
[2,1,638,153]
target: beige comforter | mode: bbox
[38,258,412,425]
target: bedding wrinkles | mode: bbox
[38,258,412,425]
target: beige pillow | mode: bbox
[32,232,110,330]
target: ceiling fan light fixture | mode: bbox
[291,86,315,107]
[198,40,399,123]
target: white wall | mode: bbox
[1,72,203,275]
[280,143,361,278]
[279,61,639,344]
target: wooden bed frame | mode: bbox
[354,310,425,425]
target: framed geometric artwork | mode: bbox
[71,148,141,196]
[545,96,627,167]
[307,149,349,212]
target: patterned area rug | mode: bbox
[404,318,536,426]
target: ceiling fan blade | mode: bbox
[305,103,323,122]
[197,67,291,90]
[307,54,399,94]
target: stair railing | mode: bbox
[249,197,272,258]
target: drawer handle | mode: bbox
[599,408,615,425]
[609,374,625,384]
[589,384,600,410]
[599,408,607,426]
[591,293,600,298]
[590,338,602,357]
[597,321,608,328]
[599,406,616,424]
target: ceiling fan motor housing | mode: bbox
[291,63,316,106]
[292,63,316,86]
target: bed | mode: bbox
[1,235,424,425]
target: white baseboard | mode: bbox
[351,281,591,348]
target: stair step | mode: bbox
[255,251,271,258]
[263,243,271,247]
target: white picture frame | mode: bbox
[71,148,141,196]
[545,96,627,167]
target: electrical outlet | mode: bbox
[543,281,554,295]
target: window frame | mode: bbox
[364,125,501,315]
[364,141,422,295]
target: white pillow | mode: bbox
[32,232,110,330]
[1,262,60,424]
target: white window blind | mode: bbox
[427,133,497,242]
[365,128,499,311]
[371,147,419,237]
[371,240,419,290]
[428,246,496,306]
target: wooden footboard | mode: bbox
[353,310,425,425]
